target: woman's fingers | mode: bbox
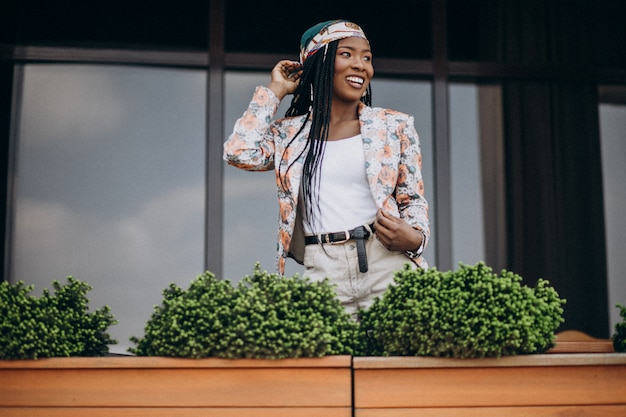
[268,61,302,99]
[274,60,301,81]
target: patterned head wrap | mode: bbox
[299,20,368,64]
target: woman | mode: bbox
[224,20,429,316]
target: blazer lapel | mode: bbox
[359,105,387,210]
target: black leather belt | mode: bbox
[304,223,374,273]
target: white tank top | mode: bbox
[302,134,378,234]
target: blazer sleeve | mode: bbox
[223,86,281,171]
[395,114,431,248]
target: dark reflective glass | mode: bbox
[448,0,625,67]
[595,1,626,68]
[225,0,432,59]
[13,0,208,49]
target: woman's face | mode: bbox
[332,37,374,104]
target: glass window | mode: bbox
[14,0,208,49]
[599,98,626,333]
[449,84,485,264]
[223,72,433,280]
[449,83,504,268]
[447,0,500,62]
[9,64,206,353]
[448,0,613,65]
[595,1,626,68]
[225,0,432,59]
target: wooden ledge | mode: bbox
[547,330,615,353]
[353,353,626,369]
[0,355,352,369]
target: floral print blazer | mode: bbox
[224,86,430,274]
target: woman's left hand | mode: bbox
[374,209,423,252]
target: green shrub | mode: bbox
[129,271,236,358]
[0,277,117,359]
[357,262,565,358]
[130,265,357,358]
[613,304,626,353]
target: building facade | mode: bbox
[1,0,625,352]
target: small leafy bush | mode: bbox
[130,265,357,358]
[0,277,117,359]
[612,304,626,353]
[129,271,235,358]
[357,262,565,358]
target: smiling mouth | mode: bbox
[346,76,364,87]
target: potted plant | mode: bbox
[0,277,117,359]
[125,266,355,416]
[129,265,357,359]
[0,277,122,416]
[352,262,626,416]
[1,267,354,416]
[3,265,624,416]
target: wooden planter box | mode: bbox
[353,353,626,417]
[2,335,624,417]
[0,355,352,417]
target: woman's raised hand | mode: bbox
[267,60,302,100]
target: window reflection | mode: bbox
[599,99,626,332]
[10,64,206,353]
[449,84,486,265]
[449,83,504,268]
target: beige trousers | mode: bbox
[303,234,416,318]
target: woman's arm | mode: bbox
[223,60,302,171]
[374,114,430,254]
[223,86,281,171]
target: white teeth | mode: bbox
[347,76,364,85]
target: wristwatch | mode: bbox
[405,229,425,259]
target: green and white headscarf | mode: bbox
[299,20,368,64]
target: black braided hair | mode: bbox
[280,40,372,232]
